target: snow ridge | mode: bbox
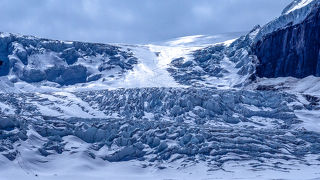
[255,0,318,42]
[282,0,315,14]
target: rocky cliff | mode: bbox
[254,1,320,78]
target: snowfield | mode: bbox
[1,0,320,179]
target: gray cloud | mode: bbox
[0,0,292,44]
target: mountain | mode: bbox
[254,0,320,78]
[0,1,320,180]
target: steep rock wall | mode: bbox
[254,2,320,78]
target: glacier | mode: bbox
[1,0,320,180]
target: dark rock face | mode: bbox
[254,3,320,78]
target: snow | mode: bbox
[208,56,242,89]
[250,76,320,96]
[0,102,15,114]
[249,76,320,133]
[34,92,107,118]
[0,32,10,38]
[255,0,317,42]
[159,32,243,47]
[285,0,315,14]
[113,45,184,88]
[223,38,237,46]
[1,151,320,180]
[166,35,205,46]
[0,77,20,93]
[295,110,320,132]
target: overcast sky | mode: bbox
[0,0,292,44]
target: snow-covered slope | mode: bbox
[1,0,320,179]
[282,0,315,14]
[157,32,244,47]
[167,26,259,89]
[255,0,318,42]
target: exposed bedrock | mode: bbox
[254,2,320,78]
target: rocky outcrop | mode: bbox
[254,2,320,78]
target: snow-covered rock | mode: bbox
[255,0,318,41]
[254,1,320,78]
